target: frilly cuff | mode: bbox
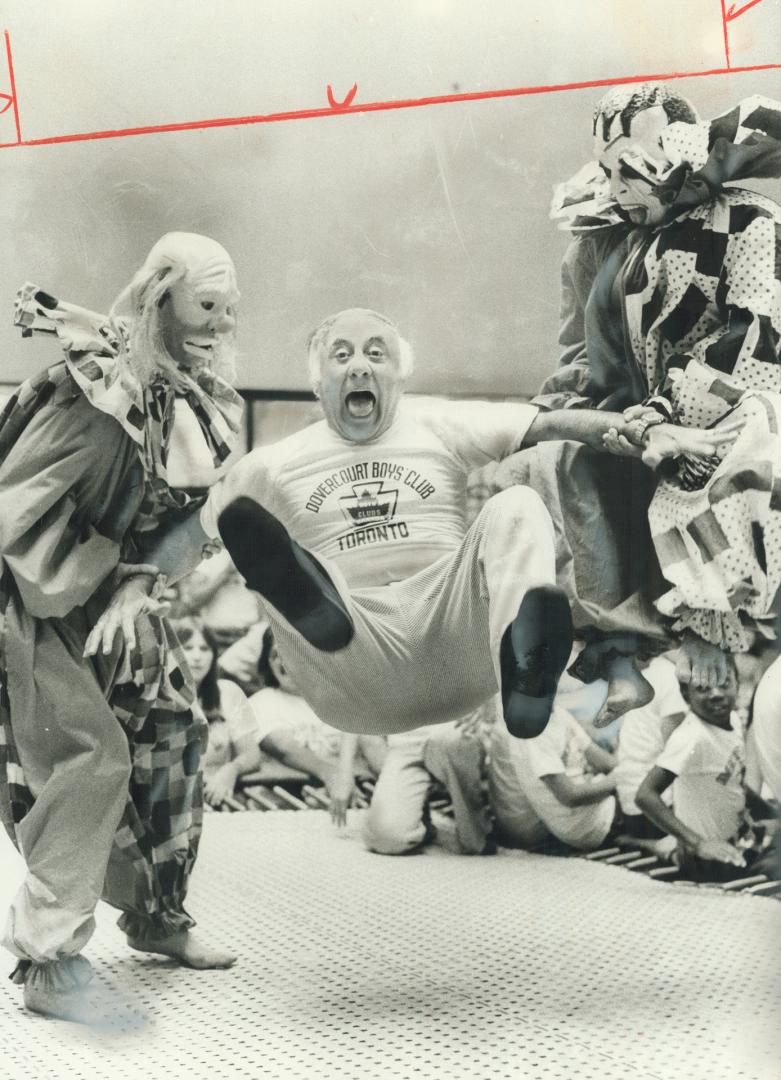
[13,282,122,356]
[657,597,755,654]
[117,909,196,941]
[641,395,675,420]
[9,955,94,991]
[113,562,170,600]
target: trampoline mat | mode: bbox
[1,810,779,1079]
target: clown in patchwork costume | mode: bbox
[510,84,781,722]
[0,233,243,1022]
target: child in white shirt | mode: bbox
[636,659,753,880]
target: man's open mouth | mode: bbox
[345,390,377,419]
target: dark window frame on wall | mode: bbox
[239,389,318,452]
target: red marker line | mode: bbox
[1,57,780,150]
[3,30,20,142]
[720,0,732,67]
[726,0,766,22]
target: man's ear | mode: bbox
[312,381,321,400]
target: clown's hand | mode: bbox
[84,569,170,658]
[641,419,744,469]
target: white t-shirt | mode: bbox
[748,655,781,802]
[656,711,746,841]
[203,679,260,773]
[615,657,687,814]
[201,397,537,588]
[249,686,342,760]
[503,707,615,850]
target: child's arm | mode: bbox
[260,730,358,824]
[203,733,264,807]
[584,743,617,775]
[745,783,775,823]
[260,729,335,783]
[636,765,746,866]
[541,771,617,807]
[328,734,360,828]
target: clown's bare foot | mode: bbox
[23,982,146,1029]
[593,654,654,727]
[568,635,638,684]
[676,633,729,688]
[17,957,145,1028]
[127,930,236,969]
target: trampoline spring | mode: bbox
[721,875,768,891]
[584,847,621,860]
[243,786,280,811]
[272,786,309,811]
[302,785,331,808]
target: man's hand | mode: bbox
[83,574,170,657]
[203,764,239,807]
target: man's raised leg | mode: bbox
[479,487,573,739]
[218,496,354,652]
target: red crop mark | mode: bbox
[720,0,732,67]
[327,82,358,109]
[721,0,766,68]
[1,21,780,151]
[2,30,21,142]
[726,0,766,21]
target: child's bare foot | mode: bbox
[126,930,236,969]
[676,633,729,688]
[593,655,654,727]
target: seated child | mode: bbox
[364,704,496,857]
[488,704,618,852]
[249,629,385,825]
[615,655,687,840]
[636,658,759,880]
[174,617,263,808]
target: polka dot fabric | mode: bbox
[618,190,781,650]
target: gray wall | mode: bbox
[2,1,779,396]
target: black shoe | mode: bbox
[217,497,354,652]
[499,585,573,738]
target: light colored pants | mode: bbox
[265,487,557,735]
[363,722,491,856]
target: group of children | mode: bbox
[189,581,777,885]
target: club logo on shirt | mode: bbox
[305,460,435,514]
[715,744,745,786]
[339,481,398,526]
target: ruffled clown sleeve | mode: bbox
[0,385,139,619]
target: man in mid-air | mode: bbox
[88,308,736,743]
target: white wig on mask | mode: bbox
[109,231,238,387]
[306,308,415,392]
